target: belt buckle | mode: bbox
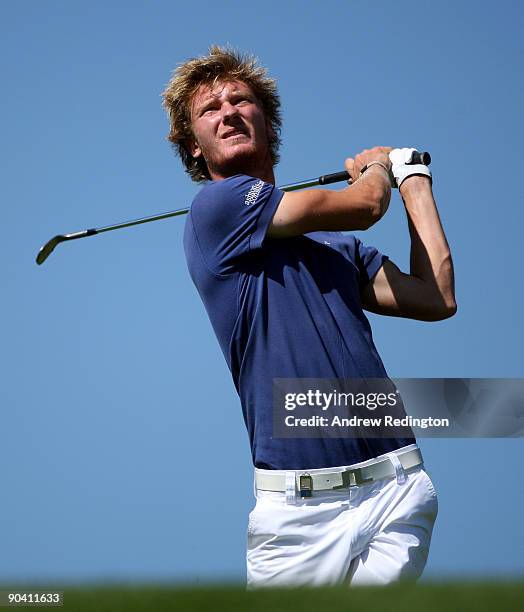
[299,473,313,498]
[353,466,374,486]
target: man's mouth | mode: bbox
[222,129,247,139]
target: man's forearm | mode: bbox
[400,176,456,313]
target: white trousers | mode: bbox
[247,445,438,587]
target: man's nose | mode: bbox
[222,102,240,122]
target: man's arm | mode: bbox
[361,176,457,321]
[267,147,392,237]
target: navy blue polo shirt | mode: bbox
[183,174,414,469]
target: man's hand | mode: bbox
[389,147,432,188]
[345,146,393,185]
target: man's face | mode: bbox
[188,79,272,179]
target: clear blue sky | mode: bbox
[2,0,523,584]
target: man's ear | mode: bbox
[186,136,202,159]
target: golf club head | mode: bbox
[36,235,67,265]
[36,229,98,265]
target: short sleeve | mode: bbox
[354,237,389,289]
[189,175,284,275]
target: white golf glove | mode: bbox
[389,148,432,188]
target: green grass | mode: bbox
[2,582,523,611]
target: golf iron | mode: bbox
[36,151,430,265]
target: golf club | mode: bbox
[35,151,431,265]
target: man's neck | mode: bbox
[208,156,275,185]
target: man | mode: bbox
[162,46,456,587]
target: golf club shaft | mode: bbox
[35,151,431,265]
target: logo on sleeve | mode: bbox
[244,180,265,206]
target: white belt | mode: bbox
[255,448,423,497]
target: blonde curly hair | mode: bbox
[161,45,282,183]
